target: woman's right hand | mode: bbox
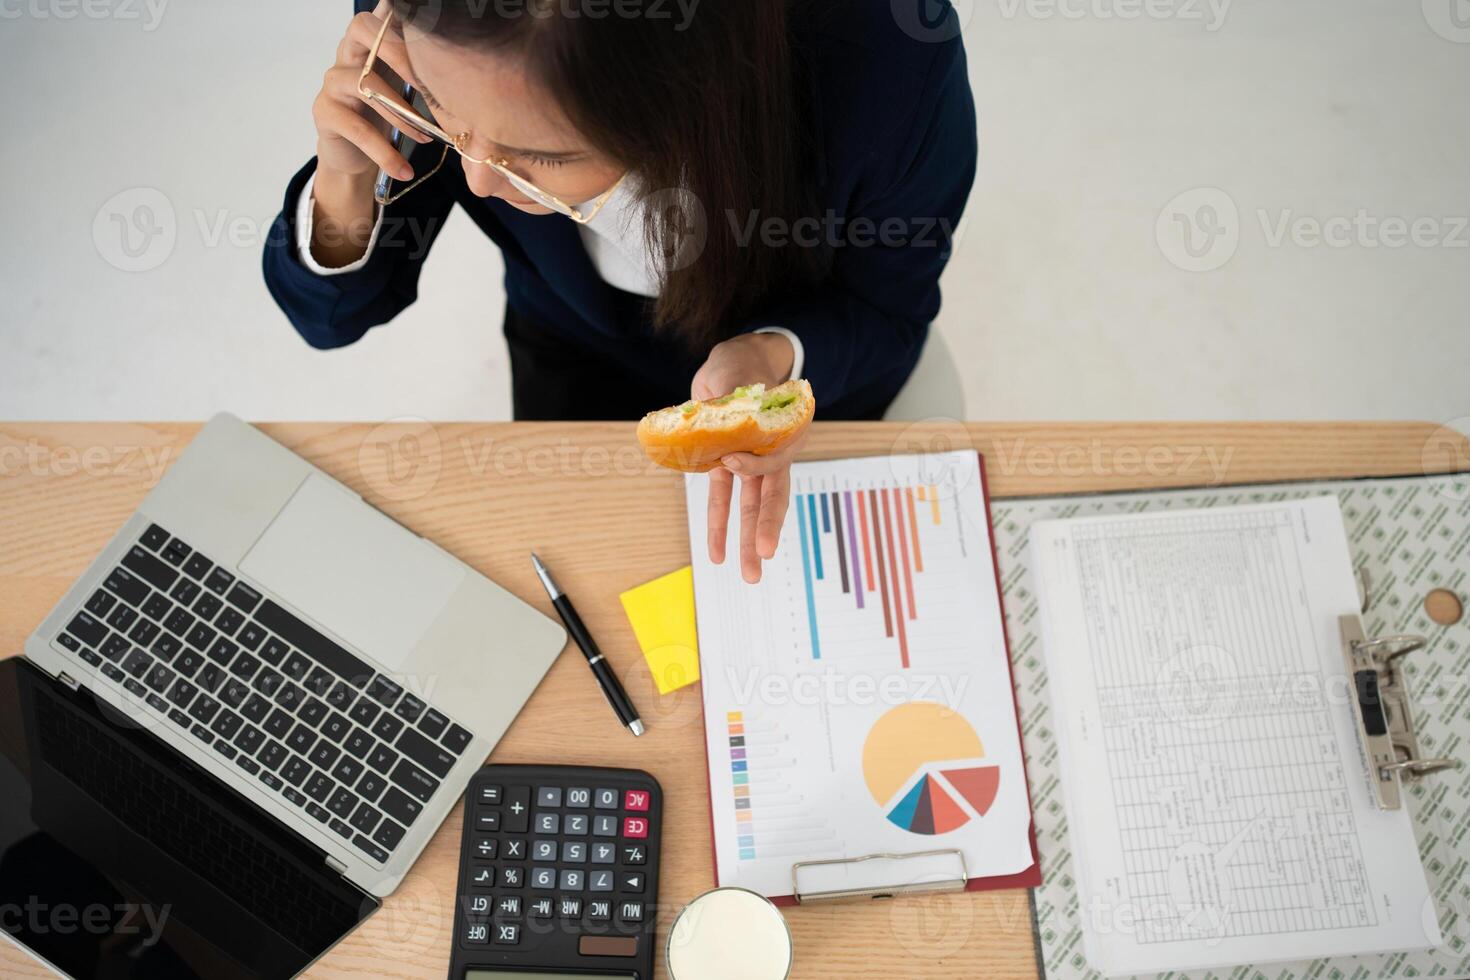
[312,2,430,185]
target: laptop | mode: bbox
[5,412,567,978]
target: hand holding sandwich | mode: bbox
[658,333,810,584]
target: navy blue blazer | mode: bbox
[262,0,977,419]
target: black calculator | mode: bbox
[448,765,662,980]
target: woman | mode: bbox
[263,0,976,582]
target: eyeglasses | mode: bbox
[358,9,625,223]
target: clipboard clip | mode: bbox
[791,849,969,904]
[1340,615,1462,810]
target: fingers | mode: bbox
[314,92,416,179]
[339,11,417,81]
[720,450,788,478]
[755,465,790,560]
[335,12,431,138]
[690,362,719,401]
[739,474,764,584]
[323,64,431,143]
[707,468,734,565]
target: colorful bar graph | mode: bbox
[794,483,943,667]
[796,498,821,660]
[831,492,849,594]
[869,489,892,639]
[893,488,916,621]
[857,491,876,591]
[880,489,910,667]
[905,488,924,573]
[843,491,864,607]
[806,494,824,581]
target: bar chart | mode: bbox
[794,482,949,668]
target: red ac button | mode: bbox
[624,789,650,812]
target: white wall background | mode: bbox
[1,0,1466,423]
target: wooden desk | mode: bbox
[2,420,1465,980]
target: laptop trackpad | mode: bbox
[239,474,465,672]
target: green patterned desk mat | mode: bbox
[989,473,1469,980]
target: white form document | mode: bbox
[1029,497,1440,976]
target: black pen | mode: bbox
[531,553,645,737]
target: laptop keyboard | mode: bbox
[55,522,476,866]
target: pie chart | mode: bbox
[862,702,1002,835]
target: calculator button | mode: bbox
[504,786,531,833]
[475,811,501,833]
[618,901,644,923]
[503,839,526,861]
[464,922,490,945]
[623,817,649,839]
[621,844,647,865]
[534,812,560,835]
[536,786,563,808]
[594,788,619,809]
[624,789,651,812]
[468,864,495,888]
[500,867,524,888]
[589,870,614,892]
[564,814,589,836]
[531,867,556,889]
[528,897,554,919]
[558,898,582,918]
[591,842,616,864]
[620,871,646,893]
[562,842,586,862]
[580,935,637,958]
[566,787,592,808]
[496,896,521,917]
[494,923,520,945]
[478,784,502,805]
[473,838,498,860]
[559,869,583,891]
[533,840,557,862]
[586,899,613,922]
[466,894,492,917]
[593,815,618,836]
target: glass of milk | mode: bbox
[666,887,793,980]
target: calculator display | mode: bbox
[467,974,635,979]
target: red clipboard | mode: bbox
[695,452,1043,904]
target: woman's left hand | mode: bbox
[694,333,803,584]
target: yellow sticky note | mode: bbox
[619,566,699,694]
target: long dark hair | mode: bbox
[391,0,829,347]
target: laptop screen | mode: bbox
[0,657,378,979]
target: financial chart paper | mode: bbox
[685,451,1035,899]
